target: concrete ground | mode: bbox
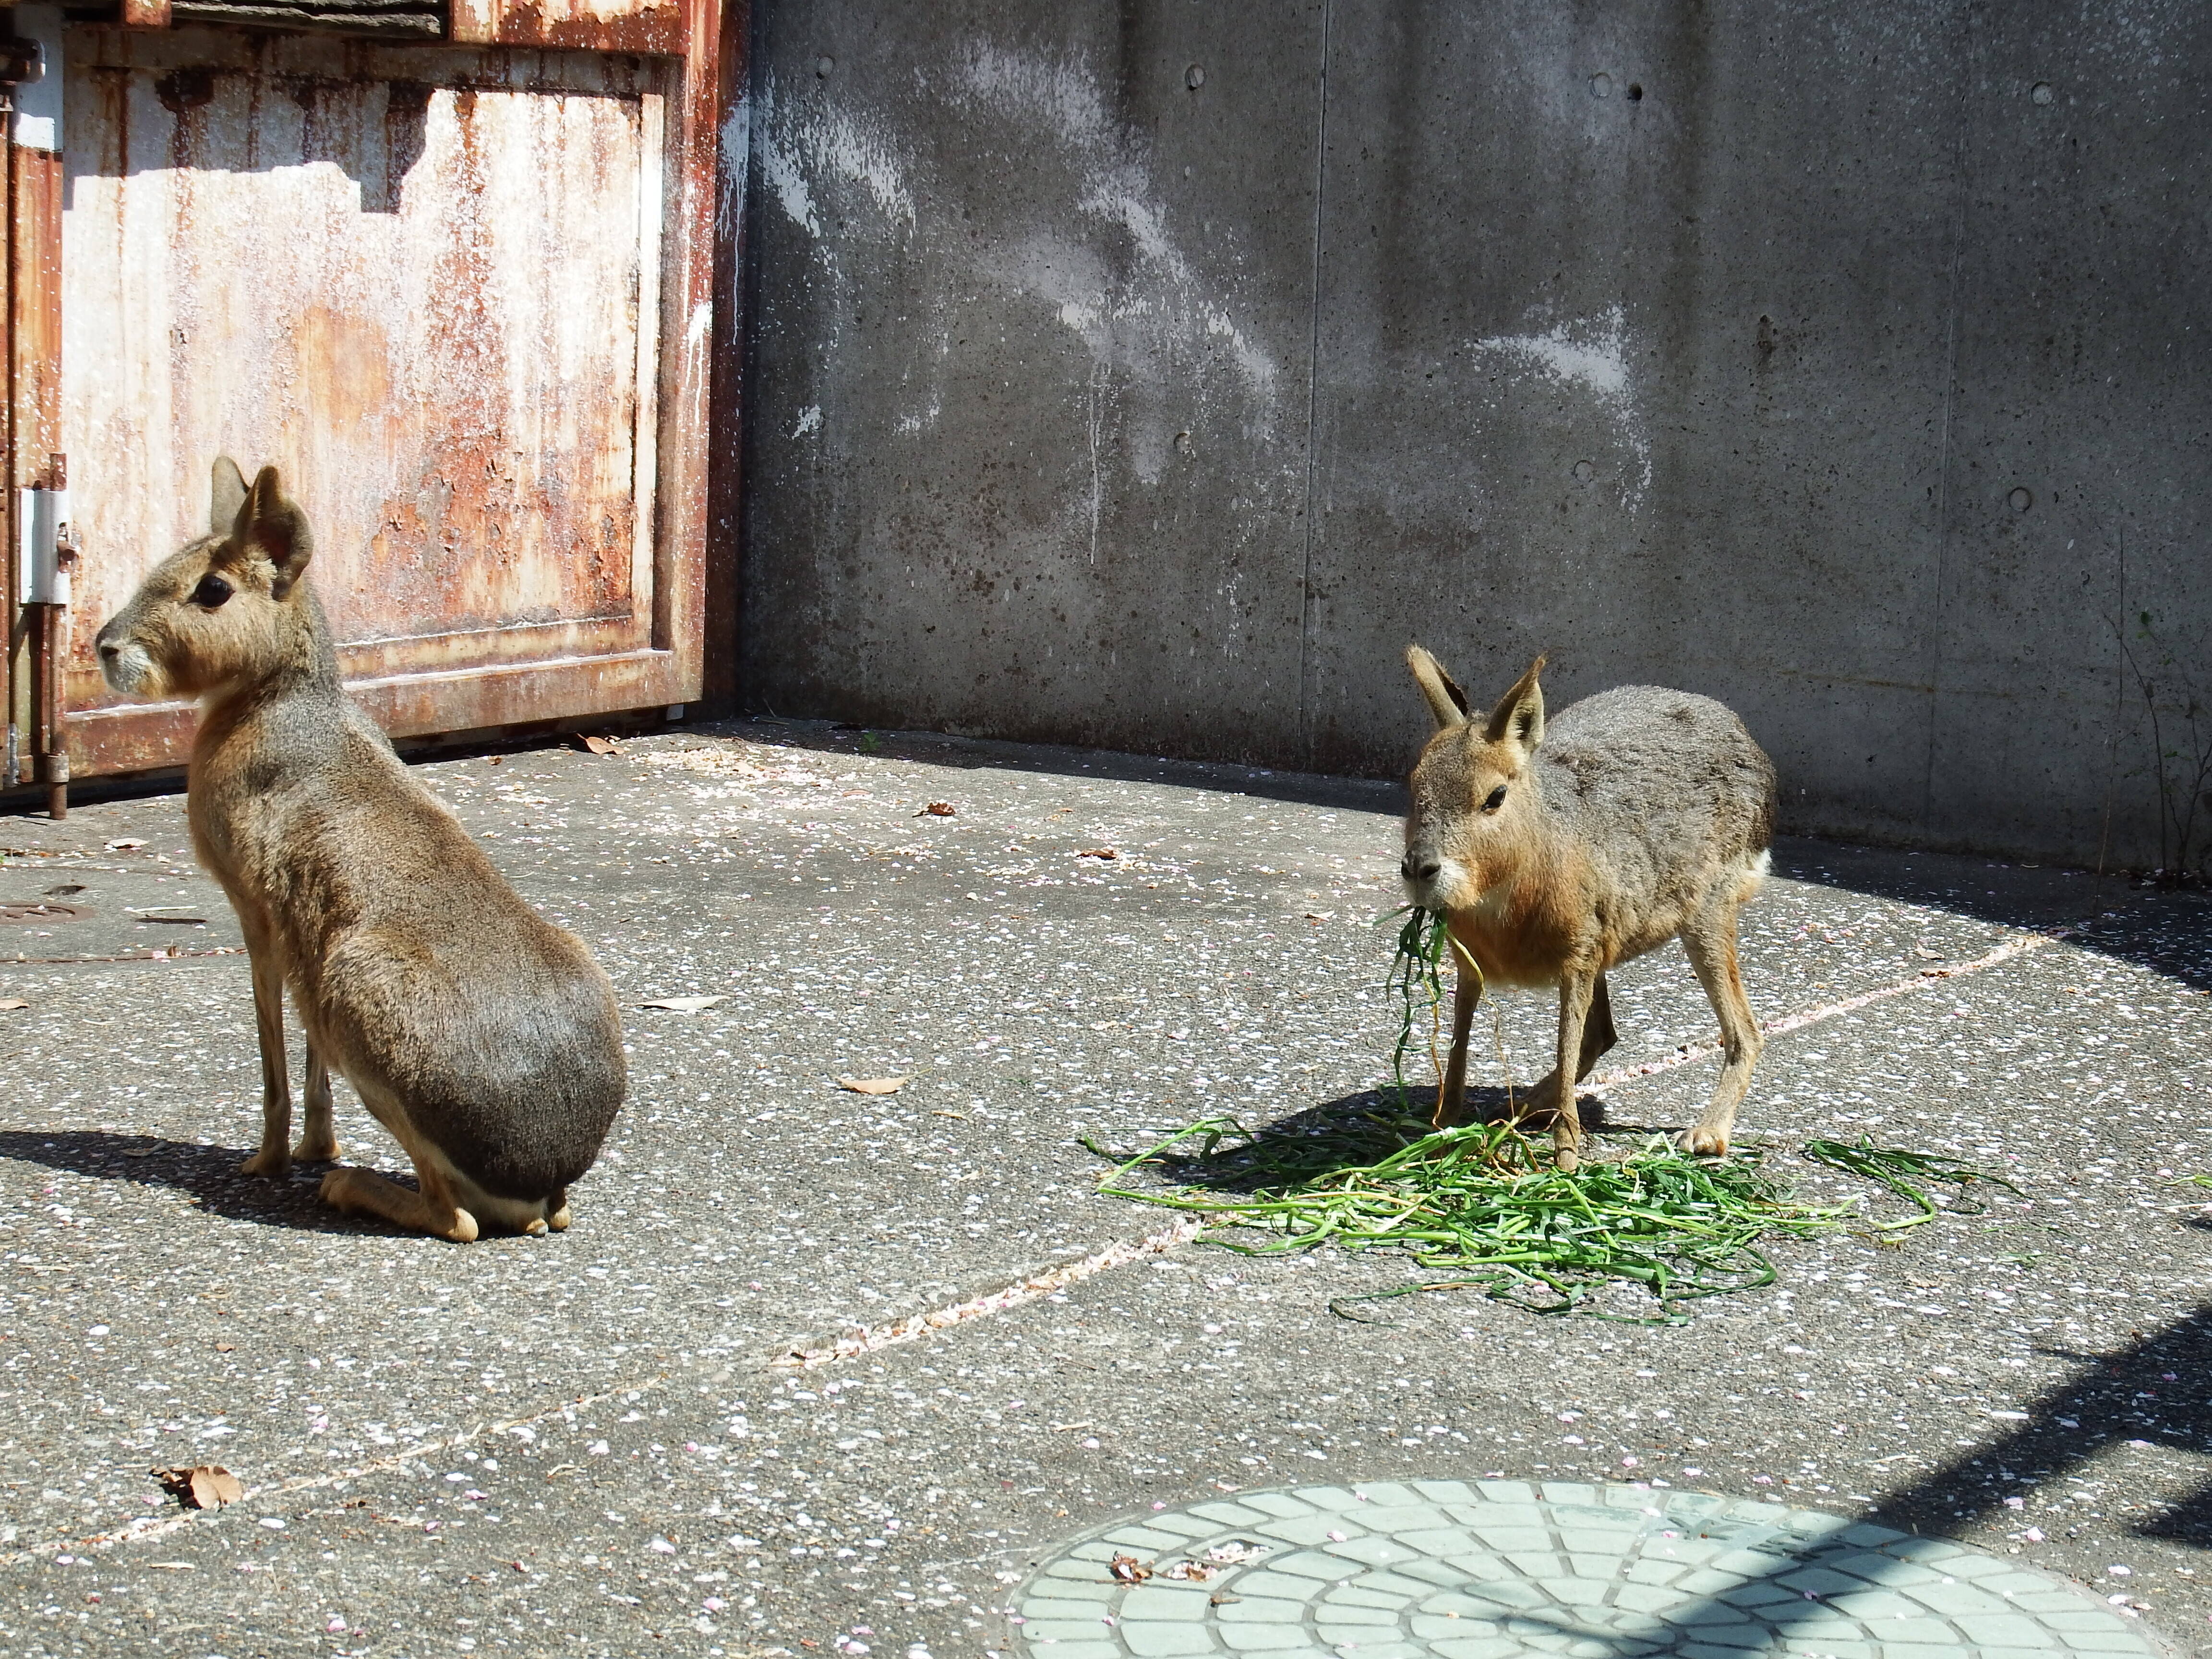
[0,718,2204,1659]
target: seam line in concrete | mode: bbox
[12,1363,718,1563]
[18,920,2098,1562]
[1587,923,2076,1092]
[1294,0,1333,769]
[772,1215,1205,1370]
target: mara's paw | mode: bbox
[318,1166,368,1212]
[290,1136,341,1163]
[239,1147,291,1179]
[546,1195,572,1232]
[1680,1126,1731,1157]
[443,1207,480,1244]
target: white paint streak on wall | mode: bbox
[753,77,916,242]
[1471,304,1652,506]
[752,83,822,238]
[718,90,752,238]
[949,37,1279,464]
[792,405,823,437]
[814,108,916,227]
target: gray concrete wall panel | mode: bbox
[738,1,1323,758]
[737,0,2212,870]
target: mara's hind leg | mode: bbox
[291,1042,341,1163]
[1576,974,1619,1082]
[319,1165,478,1243]
[1679,902,1764,1156]
[1505,974,1614,1139]
[318,1112,478,1242]
[238,945,294,1178]
[1431,956,1481,1130]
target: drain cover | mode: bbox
[1011,1480,2158,1658]
[0,901,92,924]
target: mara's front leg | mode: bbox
[1431,953,1481,1130]
[291,1042,341,1163]
[238,945,294,1178]
[1548,968,1601,1173]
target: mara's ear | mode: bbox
[209,457,248,537]
[1406,644,1472,730]
[1483,655,1548,751]
[234,465,314,599]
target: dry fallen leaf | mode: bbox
[1108,1554,1153,1584]
[838,1077,907,1095]
[639,995,725,1012]
[577,734,620,756]
[1077,847,1117,860]
[0,999,26,1012]
[155,1465,243,1510]
[920,801,957,817]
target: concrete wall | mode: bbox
[734,0,2212,871]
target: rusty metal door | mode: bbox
[3,0,728,784]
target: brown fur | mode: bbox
[1401,645,1777,1168]
[94,460,626,1240]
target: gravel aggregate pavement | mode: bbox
[0,718,2203,1658]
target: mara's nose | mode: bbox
[1401,849,1441,884]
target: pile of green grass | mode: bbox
[1084,907,2014,1321]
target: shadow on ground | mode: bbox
[0,1128,359,1233]
[1865,1302,2212,1548]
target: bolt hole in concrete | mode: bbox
[2010,486,2034,512]
[1572,459,1596,483]
[2032,79,2056,104]
[1012,1483,2160,1659]
[1186,62,1205,90]
[1590,71,1612,98]
[816,54,833,77]
[1627,81,1644,101]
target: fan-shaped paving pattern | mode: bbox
[1012,1480,2158,1659]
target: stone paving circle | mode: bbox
[1010,1479,2160,1659]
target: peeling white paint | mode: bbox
[1471,305,1652,506]
[792,405,822,438]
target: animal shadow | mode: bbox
[1124,1084,1651,1196]
[0,1128,362,1232]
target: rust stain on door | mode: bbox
[61,27,673,710]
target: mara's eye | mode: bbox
[1482,784,1508,813]
[190,573,233,609]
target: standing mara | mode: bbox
[1398,646,1778,1170]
